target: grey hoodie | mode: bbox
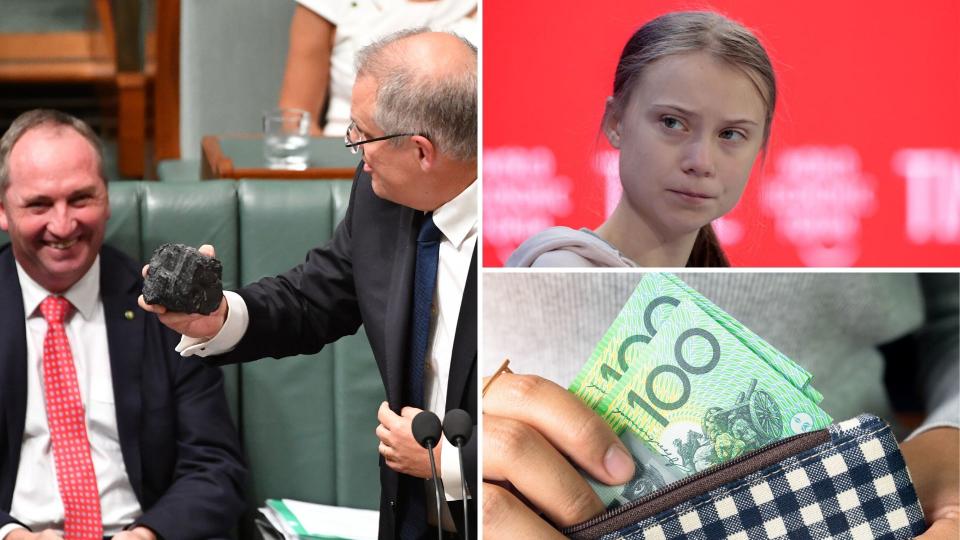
[505,226,637,268]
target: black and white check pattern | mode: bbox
[605,415,926,540]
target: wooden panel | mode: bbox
[200,135,356,180]
[0,61,115,83]
[113,0,146,177]
[94,0,117,61]
[0,1,152,177]
[144,30,157,76]
[202,135,231,179]
[113,0,141,72]
[0,32,111,62]
[0,0,116,85]
[117,72,147,177]
[154,0,180,160]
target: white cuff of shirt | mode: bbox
[175,291,250,357]
[0,524,27,539]
[440,437,468,501]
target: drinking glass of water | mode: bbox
[263,108,310,170]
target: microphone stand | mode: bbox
[443,409,473,540]
[426,439,444,540]
[454,437,469,540]
[414,411,445,540]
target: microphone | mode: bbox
[443,409,473,540]
[412,411,444,540]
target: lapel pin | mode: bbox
[124,310,135,320]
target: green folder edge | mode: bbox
[265,499,355,540]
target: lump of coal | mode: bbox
[143,243,223,314]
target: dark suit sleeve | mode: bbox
[0,514,27,531]
[135,327,246,539]
[209,171,364,366]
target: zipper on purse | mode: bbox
[562,428,831,539]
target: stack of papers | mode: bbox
[258,499,379,540]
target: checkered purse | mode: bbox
[563,414,927,539]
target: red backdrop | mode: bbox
[483,0,960,266]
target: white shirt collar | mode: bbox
[16,256,102,321]
[431,178,478,249]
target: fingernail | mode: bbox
[604,443,635,481]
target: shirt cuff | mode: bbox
[175,291,249,357]
[0,524,28,539]
[440,437,467,502]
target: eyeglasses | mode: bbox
[344,121,419,155]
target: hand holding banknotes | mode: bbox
[138,244,229,339]
[482,373,635,540]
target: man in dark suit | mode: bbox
[142,29,477,539]
[0,109,246,539]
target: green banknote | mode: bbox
[660,274,823,404]
[570,273,823,414]
[569,274,833,508]
[569,273,683,410]
[601,296,832,440]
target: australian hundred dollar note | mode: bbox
[571,274,832,508]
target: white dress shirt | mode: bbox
[421,178,478,501]
[0,258,142,539]
[179,179,479,502]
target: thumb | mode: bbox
[198,244,216,258]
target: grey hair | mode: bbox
[0,109,106,198]
[355,28,477,162]
[609,11,777,149]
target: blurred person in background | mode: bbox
[279,0,477,136]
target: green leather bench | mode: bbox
[0,180,384,534]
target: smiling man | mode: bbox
[0,109,246,540]
[142,29,478,540]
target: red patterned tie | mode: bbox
[40,295,103,539]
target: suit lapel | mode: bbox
[0,247,28,508]
[382,208,420,409]
[99,247,145,497]
[445,247,477,411]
